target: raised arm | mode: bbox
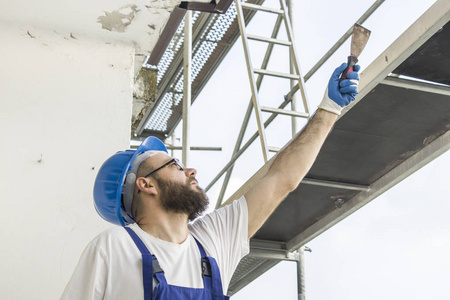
[245,63,360,238]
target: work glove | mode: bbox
[318,63,360,115]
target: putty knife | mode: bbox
[339,23,371,83]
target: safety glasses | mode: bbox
[143,158,184,178]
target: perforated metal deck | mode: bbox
[135,0,265,139]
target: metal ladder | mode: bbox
[212,0,311,207]
[235,0,310,162]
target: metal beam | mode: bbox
[247,34,291,46]
[248,239,299,261]
[261,106,309,118]
[147,6,187,66]
[254,68,300,80]
[301,178,370,191]
[286,130,450,251]
[240,2,284,14]
[250,238,288,251]
[286,0,302,136]
[381,76,450,96]
[248,248,299,261]
[182,10,192,166]
[296,247,306,300]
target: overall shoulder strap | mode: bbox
[124,227,166,300]
[124,227,150,255]
[193,237,207,257]
[193,237,226,299]
[194,237,212,277]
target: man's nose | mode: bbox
[184,167,197,178]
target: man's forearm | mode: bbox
[245,108,338,237]
[245,63,359,238]
[268,108,337,191]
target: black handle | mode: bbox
[339,56,359,83]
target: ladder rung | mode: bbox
[254,69,300,80]
[268,146,280,153]
[240,2,284,14]
[261,106,309,118]
[247,34,291,46]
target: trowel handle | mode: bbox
[339,56,359,83]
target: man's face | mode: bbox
[147,153,209,221]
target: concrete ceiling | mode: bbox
[2,0,210,71]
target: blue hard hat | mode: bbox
[93,136,168,226]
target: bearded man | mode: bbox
[62,63,360,300]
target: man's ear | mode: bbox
[136,177,157,196]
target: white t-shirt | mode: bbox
[61,196,249,300]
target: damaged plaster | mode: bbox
[132,66,158,133]
[145,0,184,10]
[98,4,140,32]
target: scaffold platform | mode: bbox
[225,1,450,294]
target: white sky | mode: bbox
[172,0,449,298]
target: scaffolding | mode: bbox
[132,0,450,297]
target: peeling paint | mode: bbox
[97,4,140,33]
[145,0,182,10]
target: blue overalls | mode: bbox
[124,227,230,300]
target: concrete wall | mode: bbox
[0,21,134,299]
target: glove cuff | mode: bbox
[318,87,343,115]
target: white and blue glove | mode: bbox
[318,63,360,115]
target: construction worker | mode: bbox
[61,63,360,299]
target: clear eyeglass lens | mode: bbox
[174,158,184,170]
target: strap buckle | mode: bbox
[201,259,212,277]
[152,256,164,274]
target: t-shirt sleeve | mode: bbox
[60,241,108,300]
[189,195,250,292]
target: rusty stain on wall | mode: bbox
[97,4,140,32]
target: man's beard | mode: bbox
[155,176,209,221]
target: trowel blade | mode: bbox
[351,24,371,58]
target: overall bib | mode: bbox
[124,227,230,300]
